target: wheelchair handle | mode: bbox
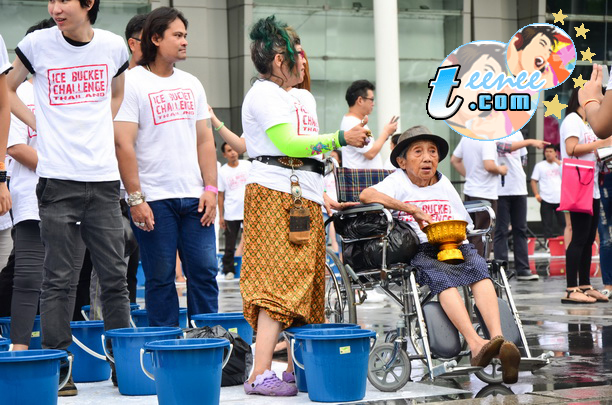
[369,335,378,354]
[290,338,305,370]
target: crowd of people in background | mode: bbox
[1,0,612,399]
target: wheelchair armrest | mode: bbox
[336,203,385,216]
[464,200,496,237]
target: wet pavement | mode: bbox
[60,252,612,404]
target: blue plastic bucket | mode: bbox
[284,323,360,392]
[141,338,231,405]
[191,312,253,345]
[68,321,110,383]
[130,308,188,328]
[0,316,42,349]
[0,337,11,351]
[293,328,376,402]
[104,327,183,396]
[0,349,70,404]
[81,303,140,321]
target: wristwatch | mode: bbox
[127,191,146,207]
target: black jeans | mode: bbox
[566,199,600,288]
[37,179,130,350]
[540,200,565,239]
[464,195,497,258]
[493,195,529,272]
[222,220,242,274]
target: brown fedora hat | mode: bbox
[390,125,449,168]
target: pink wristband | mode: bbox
[205,185,218,195]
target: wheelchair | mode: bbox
[322,167,553,392]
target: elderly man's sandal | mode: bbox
[470,335,505,367]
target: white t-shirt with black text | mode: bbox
[560,112,600,199]
[452,137,498,200]
[218,160,251,221]
[242,80,323,205]
[372,170,473,244]
[340,115,383,169]
[115,66,210,202]
[7,81,39,225]
[16,26,128,181]
[496,131,528,196]
[531,160,561,204]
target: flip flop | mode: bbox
[580,286,609,302]
[561,288,596,304]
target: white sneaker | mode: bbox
[225,272,235,280]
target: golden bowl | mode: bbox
[422,220,468,264]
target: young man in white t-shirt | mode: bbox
[0,34,11,215]
[115,7,218,326]
[340,80,398,169]
[6,0,131,395]
[451,137,507,258]
[494,132,548,281]
[530,144,564,239]
[218,143,251,279]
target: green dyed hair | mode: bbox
[250,16,299,78]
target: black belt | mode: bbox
[252,156,325,176]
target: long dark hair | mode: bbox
[565,88,581,119]
[139,7,188,67]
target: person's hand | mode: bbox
[530,139,550,149]
[383,117,398,137]
[207,104,221,128]
[344,119,369,148]
[410,206,434,229]
[219,217,226,230]
[323,192,358,215]
[498,165,508,176]
[579,63,605,107]
[131,202,155,231]
[0,183,11,216]
[535,194,542,203]
[199,191,217,226]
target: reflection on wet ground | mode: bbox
[159,254,612,403]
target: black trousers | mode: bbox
[222,220,242,274]
[493,195,529,272]
[540,200,565,239]
[566,199,600,288]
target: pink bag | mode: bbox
[558,158,595,215]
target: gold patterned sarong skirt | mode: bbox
[240,183,325,331]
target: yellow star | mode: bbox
[581,47,596,62]
[543,95,568,119]
[572,74,588,88]
[552,9,567,25]
[575,23,590,39]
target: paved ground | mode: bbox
[59,253,612,404]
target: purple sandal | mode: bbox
[282,370,296,384]
[244,370,298,396]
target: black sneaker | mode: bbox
[516,269,539,281]
[59,353,77,397]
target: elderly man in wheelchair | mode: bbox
[357,126,521,385]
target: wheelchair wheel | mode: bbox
[324,249,356,324]
[367,343,411,392]
[474,358,504,384]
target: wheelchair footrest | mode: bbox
[519,355,551,372]
[435,364,482,378]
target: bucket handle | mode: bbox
[290,339,305,370]
[129,317,137,328]
[58,354,74,391]
[101,335,114,363]
[222,343,234,369]
[72,334,107,361]
[8,344,13,351]
[190,319,197,328]
[140,348,155,381]
[81,309,90,321]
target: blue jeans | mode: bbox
[599,174,612,286]
[133,198,218,326]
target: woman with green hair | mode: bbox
[240,16,368,396]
